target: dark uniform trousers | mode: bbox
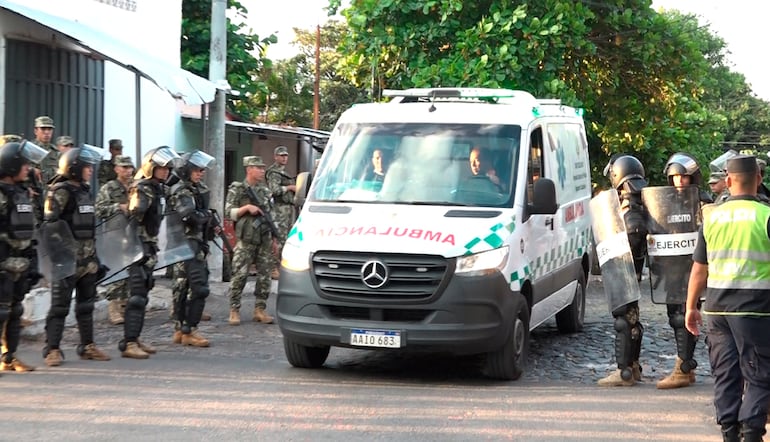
[707,314,770,430]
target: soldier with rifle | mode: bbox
[225,155,279,326]
[266,146,297,280]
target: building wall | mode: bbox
[0,0,184,163]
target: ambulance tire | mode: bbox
[483,295,529,380]
[283,337,330,369]
[556,271,586,334]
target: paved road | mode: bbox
[6,274,733,441]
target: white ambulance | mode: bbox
[277,88,593,380]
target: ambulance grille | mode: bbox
[311,252,448,301]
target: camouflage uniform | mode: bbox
[43,178,107,362]
[95,176,132,303]
[226,177,275,310]
[266,161,296,270]
[98,158,117,189]
[38,142,59,185]
[168,176,212,333]
[0,180,39,370]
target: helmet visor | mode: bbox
[665,153,698,176]
[151,147,182,168]
[186,151,216,170]
[709,149,739,174]
[19,140,49,165]
[77,145,104,165]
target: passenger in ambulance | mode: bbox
[468,146,503,192]
[363,148,389,183]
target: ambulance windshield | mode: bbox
[310,123,521,208]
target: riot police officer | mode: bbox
[0,140,48,372]
[653,152,711,389]
[119,146,180,359]
[597,154,647,386]
[169,150,216,347]
[43,147,110,366]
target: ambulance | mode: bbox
[277,88,593,380]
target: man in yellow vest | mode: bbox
[686,155,770,442]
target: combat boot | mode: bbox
[720,424,740,442]
[172,330,183,344]
[137,340,157,354]
[79,343,111,361]
[229,309,241,326]
[45,349,63,367]
[253,307,274,324]
[108,300,125,325]
[121,342,149,359]
[597,369,635,387]
[1,356,35,372]
[656,357,692,389]
[181,330,210,347]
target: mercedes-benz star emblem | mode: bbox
[361,260,388,289]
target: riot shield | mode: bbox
[589,190,642,314]
[95,214,143,283]
[36,220,77,281]
[156,211,194,270]
[642,186,699,304]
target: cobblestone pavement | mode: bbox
[22,272,711,386]
[526,274,711,386]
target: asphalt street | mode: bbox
[3,274,743,441]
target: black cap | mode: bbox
[726,155,759,174]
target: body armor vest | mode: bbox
[137,179,164,237]
[0,182,34,240]
[52,182,95,239]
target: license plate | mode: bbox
[350,329,401,348]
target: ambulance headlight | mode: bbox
[280,240,310,272]
[455,246,509,276]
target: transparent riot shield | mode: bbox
[155,211,194,270]
[589,190,642,314]
[641,186,699,304]
[36,220,77,281]
[95,214,143,283]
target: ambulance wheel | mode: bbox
[483,296,529,380]
[556,271,586,334]
[283,337,330,369]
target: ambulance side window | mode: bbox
[526,127,544,205]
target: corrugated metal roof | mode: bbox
[0,0,218,105]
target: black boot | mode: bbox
[720,424,739,442]
[742,426,764,442]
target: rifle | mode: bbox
[244,186,280,239]
[208,209,234,256]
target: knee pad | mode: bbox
[75,300,95,315]
[129,265,149,295]
[127,295,148,309]
[49,305,70,318]
[614,316,630,333]
[668,312,685,329]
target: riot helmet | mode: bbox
[604,154,646,190]
[0,140,49,179]
[135,146,181,181]
[177,150,215,181]
[709,149,739,175]
[664,152,701,186]
[58,146,101,181]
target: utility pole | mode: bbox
[206,0,227,280]
[313,24,320,130]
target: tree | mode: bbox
[181,0,276,120]
[330,0,743,185]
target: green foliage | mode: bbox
[253,20,368,129]
[332,0,770,187]
[181,0,276,120]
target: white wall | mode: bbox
[1,0,186,162]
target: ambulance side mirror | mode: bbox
[529,178,558,215]
[294,172,311,207]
